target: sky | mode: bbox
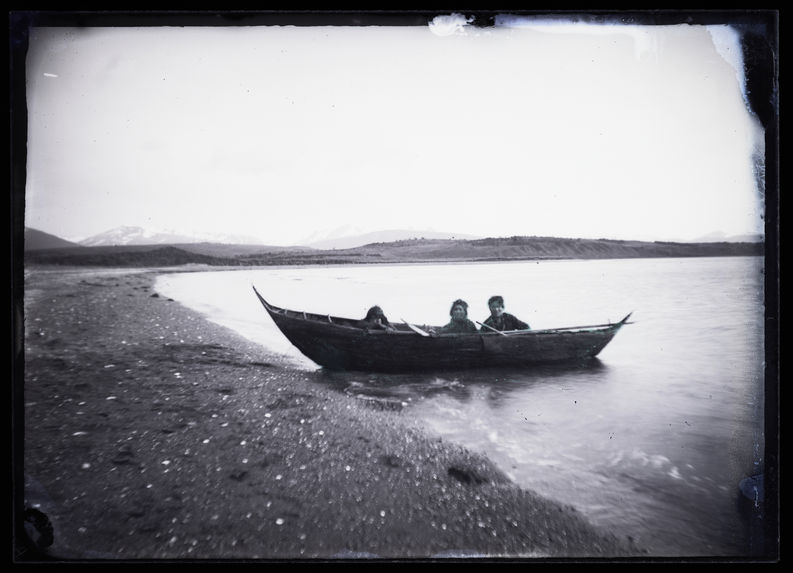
[23,14,766,246]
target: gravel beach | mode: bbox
[18,266,644,561]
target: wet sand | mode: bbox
[19,266,644,560]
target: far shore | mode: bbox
[23,233,765,269]
[24,249,765,275]
[18,265,646,560]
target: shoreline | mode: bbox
[23,250,765,275]
[19,266,643,560]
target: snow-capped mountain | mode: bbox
[78,226,266,246]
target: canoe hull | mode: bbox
[254,287,630,372]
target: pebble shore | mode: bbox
[19,266,643,560]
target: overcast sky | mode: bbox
[23,14,766,245]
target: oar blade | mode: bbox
[401,319,431,337]
[475,320,507,336]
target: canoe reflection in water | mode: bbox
[253,286,632,373]
[316,359,611,411]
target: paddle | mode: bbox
[401,319,431,337]
[476,320,508,336]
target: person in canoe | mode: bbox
[480,295,530,332]
[358,305,396,332]
[438,299,478,334]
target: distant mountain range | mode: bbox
[26,225,484,250]
[23,225,764,251]
[23,226,764,268]
[75,225,266,247]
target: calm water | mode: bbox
[155,257,766,557]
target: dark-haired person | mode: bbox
[439,299,478,334]
[480,295,530,332]
[357,305,395,332]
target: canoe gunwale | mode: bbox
[252,285,631,370]
[253,284,630,339]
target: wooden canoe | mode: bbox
[253,286,632,372]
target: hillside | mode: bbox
[24,228,82,250]
[304,229,482,249]
[24,235,763,268]
[25,246,230,267]
[356,236,765,260]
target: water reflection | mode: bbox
[315,358,610,408]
